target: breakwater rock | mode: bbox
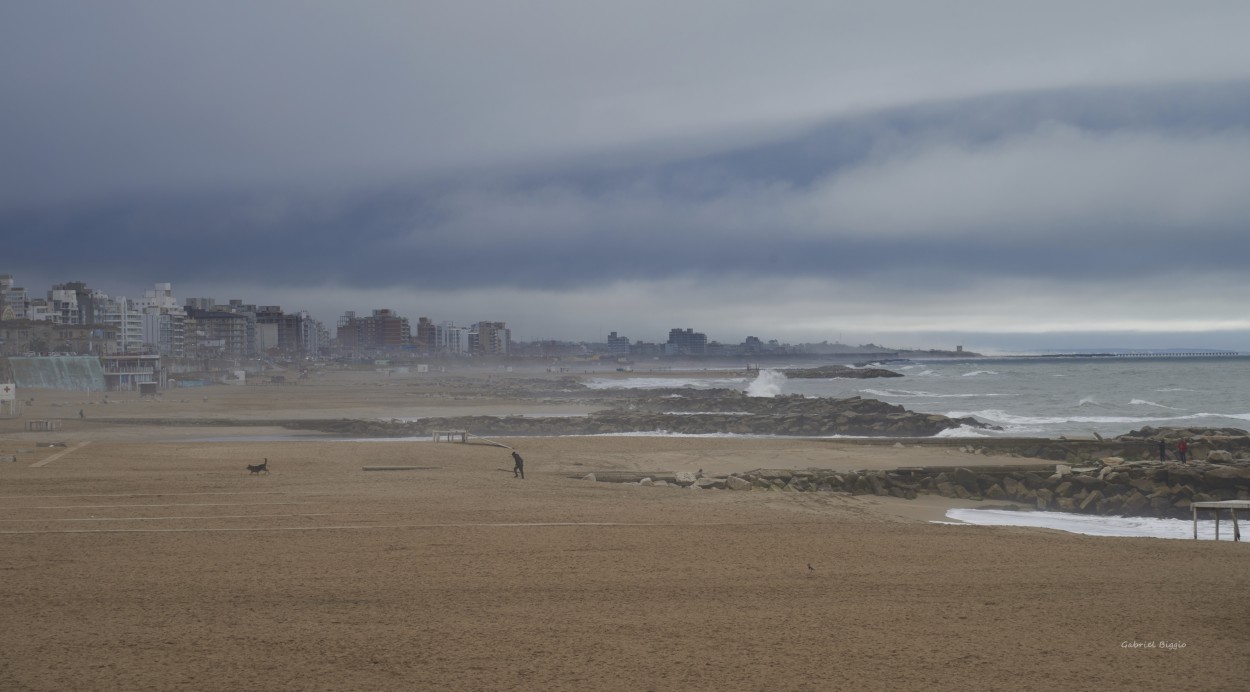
[781,365,903,379]
[281,394,991,438]
[590,453,1250,520]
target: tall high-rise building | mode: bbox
[335,309,411,353]
[473,321,510,356]
[0,274,28,320]
[135,283,186,357]
[414,317,436,352]
[666,328,707,356]
[435,321,471,354]
[607,331,631,357]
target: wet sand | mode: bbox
[1,371,1247,690]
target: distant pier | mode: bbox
[1018,351,1245,360]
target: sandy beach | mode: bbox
[1,370,1247,690]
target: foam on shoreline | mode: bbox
[944,508,1245,541]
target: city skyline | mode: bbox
[0,271,908,353]
[4,3,1250,352]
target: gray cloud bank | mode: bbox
[4,2,1250,347]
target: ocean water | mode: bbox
[586,357,1250,438]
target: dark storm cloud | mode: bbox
[6,1,1250,208]
[5,81,1250,292]
[5,2,1250,345]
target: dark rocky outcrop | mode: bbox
[781,365,903,379]
[1120,425,1248,440]
[589,454,1250,520]
[274,390,994,438]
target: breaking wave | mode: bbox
[934,425,992,438]
[961,370,998,377]
[746,369,787,397]
[948,409,1250,426]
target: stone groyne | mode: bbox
[587,453,1250,521]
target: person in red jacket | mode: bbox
[1177,439,1189,464]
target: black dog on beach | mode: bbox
[246,458,269,475]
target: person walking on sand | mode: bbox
[1177,439,1189,464]
[511,451,525,479]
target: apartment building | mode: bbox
[0,275,28,320]
[434,321,472,355]
[666,328,708,356]
[134,283,187,357]
[472,321,510,356]
[184,308,250,358]
[336,309,411,353]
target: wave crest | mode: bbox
[746,369,787,397]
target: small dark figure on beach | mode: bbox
[1159,439,1166,463]
[1178,439,1189,464]
[511,451,525,479]
[79,409,84,419]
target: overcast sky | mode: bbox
[4,1,1250,352]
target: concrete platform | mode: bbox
[1191,500,1250,541]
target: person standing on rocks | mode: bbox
[1177,439,1189,464]
[511,451,525,479]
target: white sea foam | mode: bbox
[947,409,1250,426]
[934,425,992,438]
[746,369,787,397]
[945,509,1243,541]
[915,369,939,377]
[1129,399,1181,410]
[1077,397,1099,406]
[961,370,998,377]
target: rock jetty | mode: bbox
[587,428,1250,520]
[281,391,991,438]
[781,365,903,379]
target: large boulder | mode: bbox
[952,467,980,492]
[1079,490,1104,512]
[1206,450,1235,463]
[725,476,752,491]
[1204,466,1250,483]
[1123,492,1150,513]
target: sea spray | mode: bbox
[746,369,787,397]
